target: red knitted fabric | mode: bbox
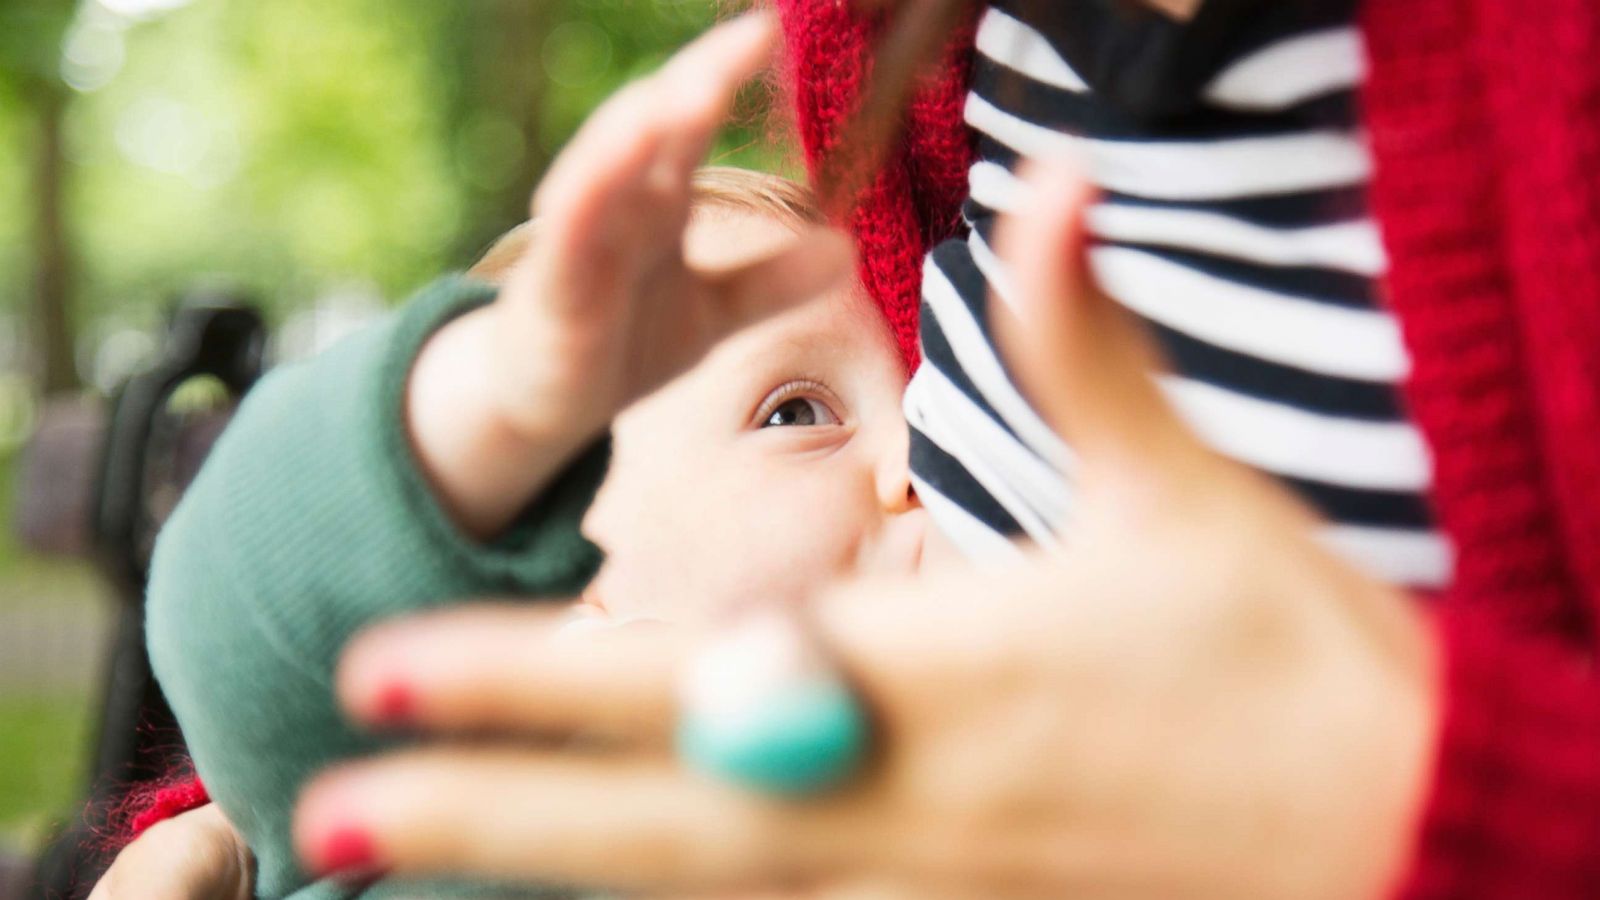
[1363,0,1600,894]
[121,775,209,840]
[98,772,209,856]
[773,0,977,370]
[782,0,1600,895]
[1362,4,1571,636]
[1397,615,1600,897]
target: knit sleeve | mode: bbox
[145,274,606,898]
[1396,611,1600,898]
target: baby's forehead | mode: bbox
[683,206,803,269]
[734,283,894,362]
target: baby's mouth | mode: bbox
[578,582,610,616]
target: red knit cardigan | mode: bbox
[777,0,1600,896]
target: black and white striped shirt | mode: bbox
[906,0,1451,589]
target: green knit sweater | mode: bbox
[146,276,609,899]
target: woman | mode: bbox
[108,0,1600,895]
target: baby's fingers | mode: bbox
[532,12,778,307]
[704,227,856,339]
[90,804,252,900]
[646,10,781,187]
[537,10,777,212]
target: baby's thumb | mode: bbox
[990,158,1203,487]
[709,226,856,336]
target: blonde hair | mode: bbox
[469,166,823,284]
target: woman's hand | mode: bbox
[407,11,852,536]
[89,803,252,900]
[293,158,1441,898]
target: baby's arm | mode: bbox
[404,306,569,538]
[400,13,846,541]
[146,277,611,897]
[147,14,848,898]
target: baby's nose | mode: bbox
[874,435,917,514]
[880,478,918,515]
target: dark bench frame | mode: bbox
[17,300,265,900]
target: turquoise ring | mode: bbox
[675,609,870,794]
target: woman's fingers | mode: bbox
[295,749,853,890]
[337,604,682,741]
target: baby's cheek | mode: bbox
[618,464,873,622]
[734,479,874,601]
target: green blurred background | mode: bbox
[0,0,785,863]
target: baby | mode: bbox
[144,165,930,900]
[480,169,928,627]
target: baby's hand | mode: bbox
[89,803,252,900]
[496,13,849,441]
[409,12,852,536]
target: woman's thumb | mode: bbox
[990,157,1200,481]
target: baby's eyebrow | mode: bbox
[771,326,836,355]
[721,294,890,374]
[735,316,839,362]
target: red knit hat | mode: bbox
[774,0,979,371]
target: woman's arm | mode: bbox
[284,159,1444,898]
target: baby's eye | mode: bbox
[752,379,845,430]
[762,396,840,428]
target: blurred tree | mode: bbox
[0,0,800,852]
[420,0,771,260]
[0,0,787,388]
[421,0,555,259]
[0,1,81,393]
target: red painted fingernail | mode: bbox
[316,825,380,876]
[372,681,415,725]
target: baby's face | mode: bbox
[578,208,926,623]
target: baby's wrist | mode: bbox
[476,295,623,448]
[407,307,598,539]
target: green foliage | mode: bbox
[0,0,790,344]
[0,0,795,848]
[0,98,29,303]
[0,1,76,90]
[0,0,782,619]
[65,0,468,323]
[0,692,92,847]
